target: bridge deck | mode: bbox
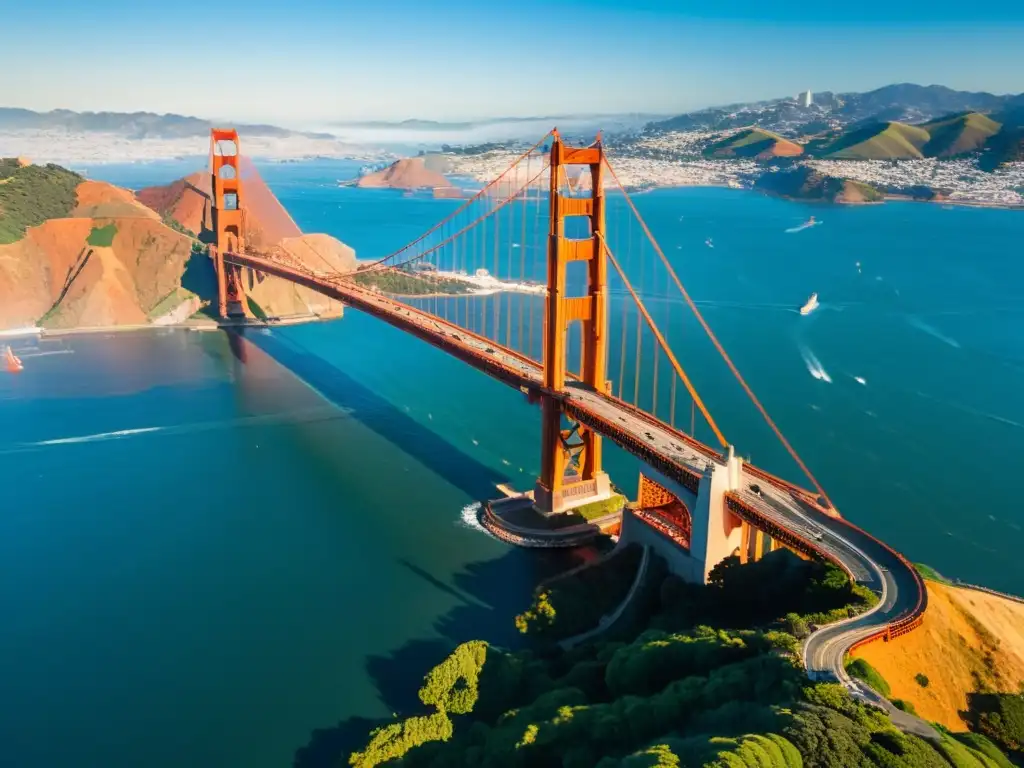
[224,251,922,653]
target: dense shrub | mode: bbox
[964,692,1024,755]
[845,657,892,697]
[0,161,83,243]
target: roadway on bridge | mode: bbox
[225,251,926,710]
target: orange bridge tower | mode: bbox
[210,129,252,319]
[533,131,613,514]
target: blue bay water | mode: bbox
[0,158,1021,766]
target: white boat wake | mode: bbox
[798,344,832,383]
[17,350,75,359]
[915,390,1024,431]
[785,220,823,234]
[907,316,961,348]
[10,406,345,452]
[33,427,163,446]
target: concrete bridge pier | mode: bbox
[620,446,746,584]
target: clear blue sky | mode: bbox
[2,0,1022,124]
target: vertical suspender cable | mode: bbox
[603,157,832,507]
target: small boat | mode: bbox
[705,238,714,249]
[799,293,819,316]
[5,345,23,373]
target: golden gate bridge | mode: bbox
[205,127,927,702]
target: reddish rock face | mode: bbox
[1,165,361,331]
[0,185,193,330]
[357,157,453,190]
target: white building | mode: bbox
[798,90,813,108]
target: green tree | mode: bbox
[419,640,488,714]
[784,613,811,640]
[844,658,891,697]
[348,712,453,767]
[965,692,1024,755]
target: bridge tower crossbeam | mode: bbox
[534,132,612,514]
[210,128,252,319]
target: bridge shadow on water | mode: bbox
[216,328,591,766]
[291,544,589,767]
[230,328,508,500]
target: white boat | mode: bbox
[800,293,819,316]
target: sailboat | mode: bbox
[5,345,23,373]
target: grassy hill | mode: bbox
[0,158,83,244]
[704,128,803,160]
[979,127,1024,171]
[921,112,1002,157]
[815,121,932,160]
[755,166,884,203]
[808,112,1009,162]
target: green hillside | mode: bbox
[0,159,83,244]
[808,112,1008,162]
[705,128,803,159]
[819,121,931,160]
[921,112,1002,157]
[755,166,884,203]
[979,127,1024,171]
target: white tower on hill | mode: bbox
[798,90,813,108]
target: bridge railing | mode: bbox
[800,499,929,650]
[723,493,858,581]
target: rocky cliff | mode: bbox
[356,157,453,190]
[0,158,358,330]
[138,168,358,319]
[0,164,194,329]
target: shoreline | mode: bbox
[611,182,1024,210]
[3,311,341,340]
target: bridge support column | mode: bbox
[213,246,229,319]
[753,529,766,560]
[621,448,745,584]
[739,521,752,564]
[534,131,612,515]
[210,128,252,320]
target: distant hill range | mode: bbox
[806,112,1004,160]
[0,107,332,140]
[647,84,1024,136]
[647,84,1024,170]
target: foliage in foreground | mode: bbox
[348,549,1011,767]
[515,544,644,640]
[913,563,952,585]
[963,692,1024,757]
[845,658,892,698]
[0,160,83,244]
